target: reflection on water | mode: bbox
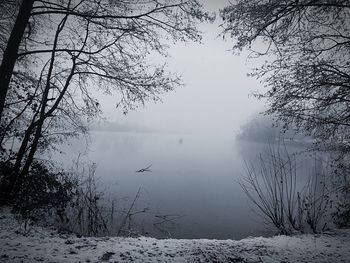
[62,131,317,240]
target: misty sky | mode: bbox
[96,0,266,136]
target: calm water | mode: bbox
[63,130,316,240]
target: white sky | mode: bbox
[97,0,266,136]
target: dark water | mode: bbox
[63,131,318,240]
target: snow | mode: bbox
[1,207,349,262]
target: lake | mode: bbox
[62,130,317,240]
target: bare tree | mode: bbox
[221,0,350,152]
[0,0,213,200]
[221,0,350,227]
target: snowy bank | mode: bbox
[0,208,349,263]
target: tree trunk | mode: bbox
[10,14,69,198]
[0,0,35,124]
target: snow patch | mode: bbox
[0,208,349,262]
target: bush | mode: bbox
[2,158,147,237]
[241,144,332,235]
[329,156,350,228]
[60,162,110,236]
[333,184,350,228]
[12,160,76,222]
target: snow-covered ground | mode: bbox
[1,208,349,263]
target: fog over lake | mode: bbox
[89,131,259,240]
[57,0,319,239]
[59,125,318,240]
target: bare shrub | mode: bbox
[6,155,174,238]
[56,161,110,236]
[241,143,331,235]
[58,160,150,237]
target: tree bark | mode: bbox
[0,0,35,124]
